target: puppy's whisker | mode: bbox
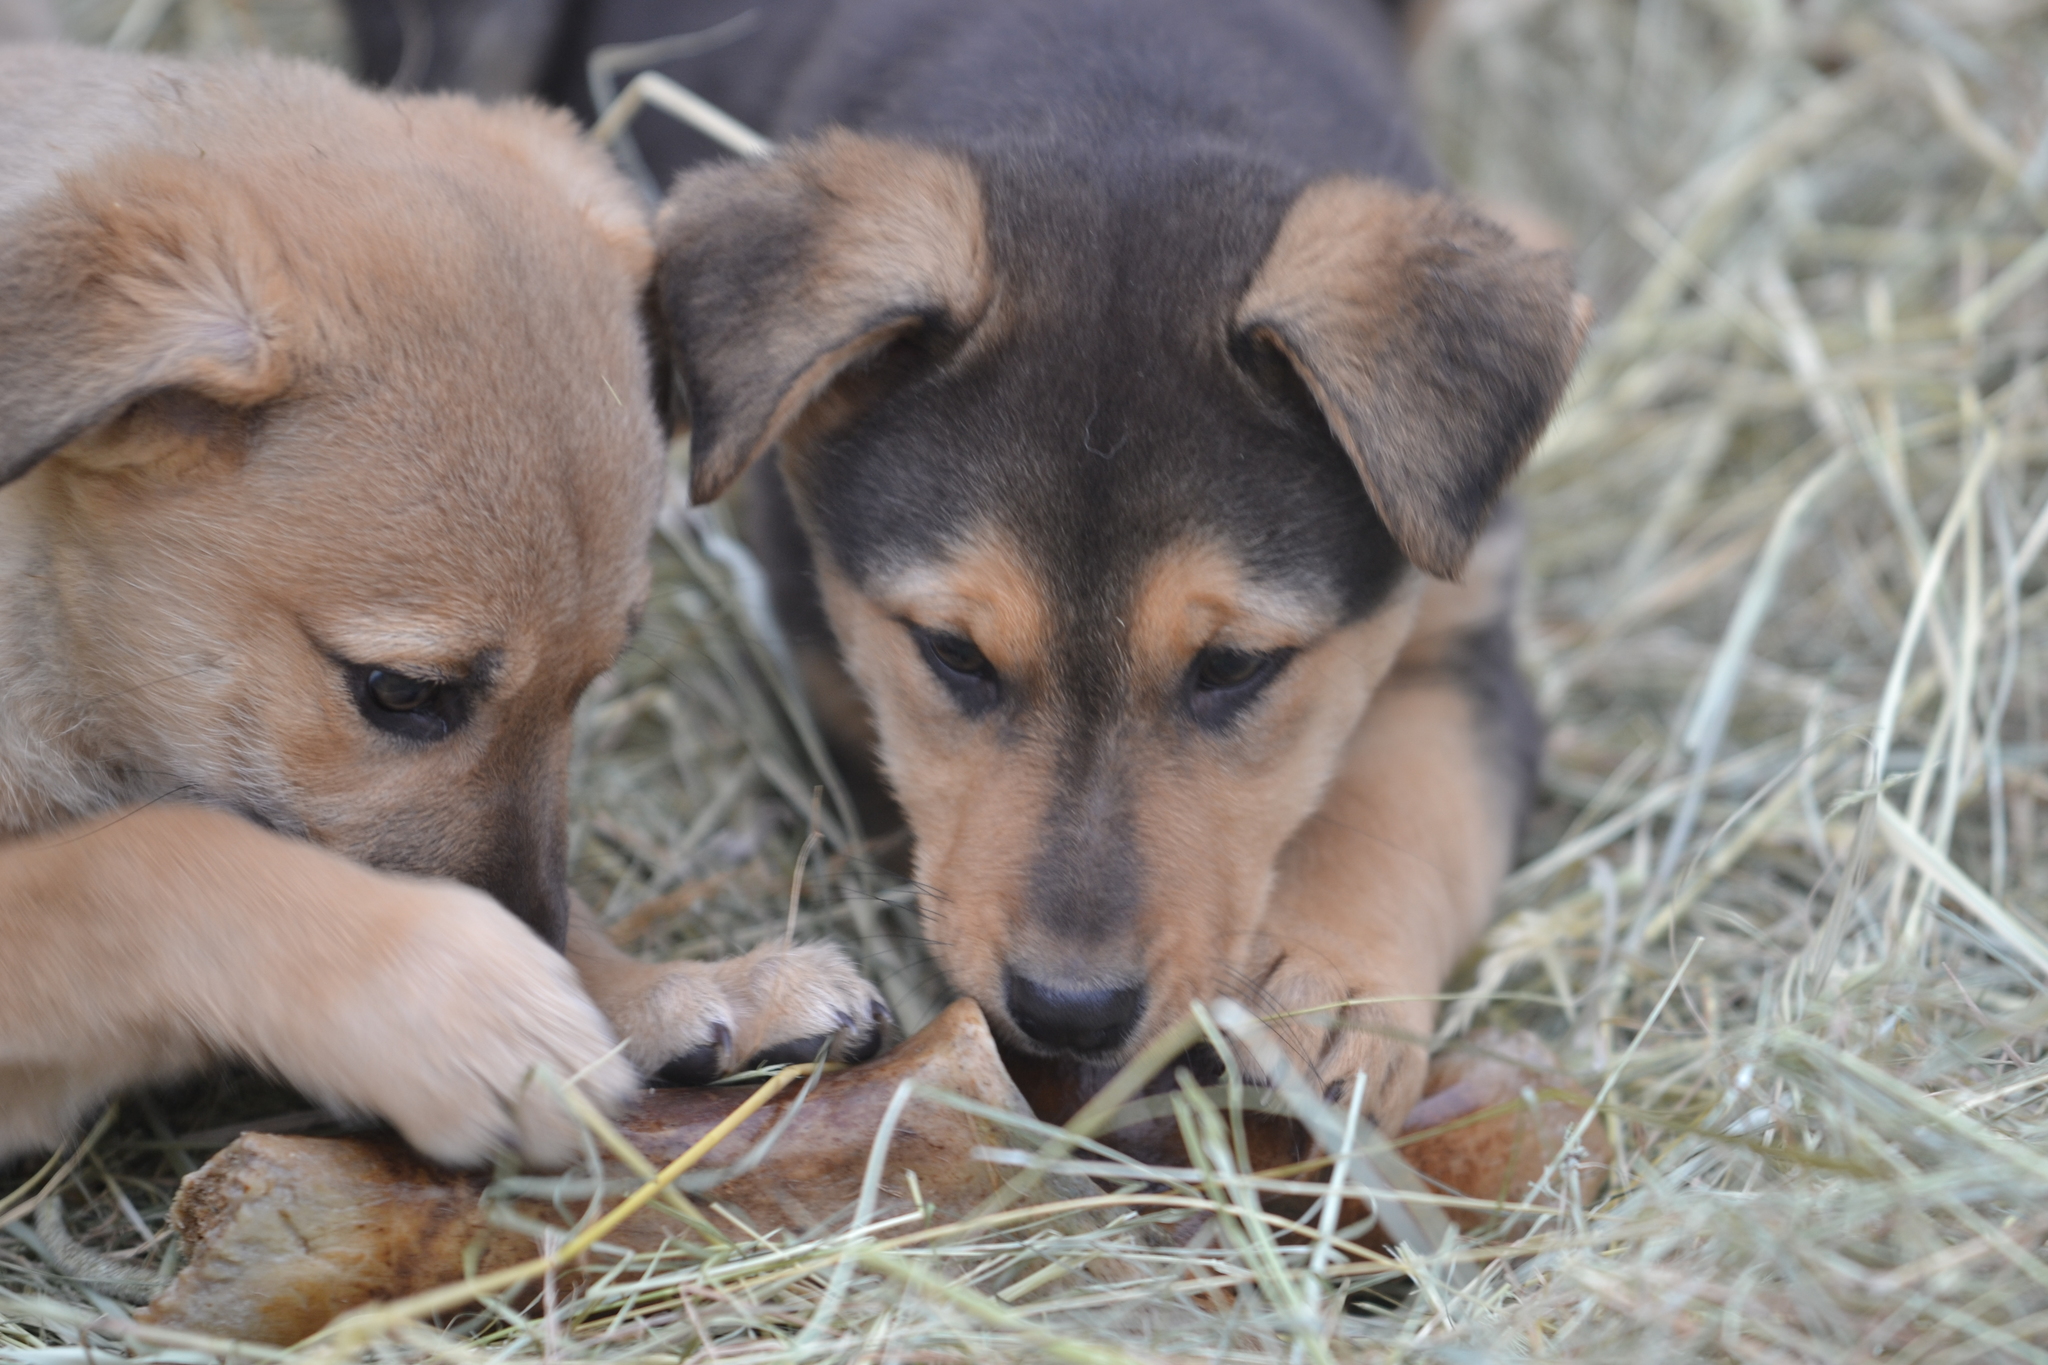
[31,784,207,851]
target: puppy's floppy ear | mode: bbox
[0,152,296,487]
[654,129,992,505]
[1237,178,1588,578]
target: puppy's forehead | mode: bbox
[819,370,1392,644]
[254,413,652,595]
[239,205,664,627]
[806,152,1408,630]
[874,525,1332,663]
[232,123,666,523]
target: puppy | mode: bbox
[0,43,886,1168]
[568,0,1584,1132]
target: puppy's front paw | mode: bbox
[715,940,894,1071]
[1233,960,1432,1132]
[594,957,741,1087]
[597,940,892,1086]
[280,885,636,1169]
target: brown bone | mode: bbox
[1398,1028,1613,1230]
[1005,1027,1609,1232]
[141,1008,1604,1346]
[140,999,1086,1345]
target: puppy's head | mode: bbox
[655,132,1582,1059]
[0,77,665,947]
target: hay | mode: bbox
[8,0,2048,1358]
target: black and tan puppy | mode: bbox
[0,44,886,1168]
[576,0,1585,1130]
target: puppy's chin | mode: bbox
[986,1020,1130,1066]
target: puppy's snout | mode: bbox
[471,795,570,949]
[461,744,576,948]
[1003,968,1145,1056]
[476,860,568,951]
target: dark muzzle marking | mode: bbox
[473,790,570,949]
[1023,766,1146,937]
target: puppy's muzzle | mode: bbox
[481,871,568,950]
[1002,968,1145,1057]
[471,789,571,948]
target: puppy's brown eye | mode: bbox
[910,625,1000,716]
[928,633,990,677]
[365,669,437,712]
[1194,648,1263,690]
[1188,647,1293,729]
[345,664,468,743]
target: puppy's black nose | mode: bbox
[1003,969,1145,1056]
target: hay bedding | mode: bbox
[7,0,2048,1359]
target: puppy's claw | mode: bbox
[650,1022,733,1088]
[1226,964,1434,1133]
[842,998,895,1064]
[748,1031,834,1069]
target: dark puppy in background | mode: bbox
[355,0,1585,1131]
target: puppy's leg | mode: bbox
[0,805,636,1167]
[568,899,891,1085]
[1246,516,1538,1131]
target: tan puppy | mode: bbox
[0,44,886,1168]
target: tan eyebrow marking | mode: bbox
[868,526,1052,675]
[1129,539,1328,677]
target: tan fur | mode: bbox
[1226,520,1528,1124]
[0,806,624,1165]
[0,47,881,1169]
[1255,657,1521,1124]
